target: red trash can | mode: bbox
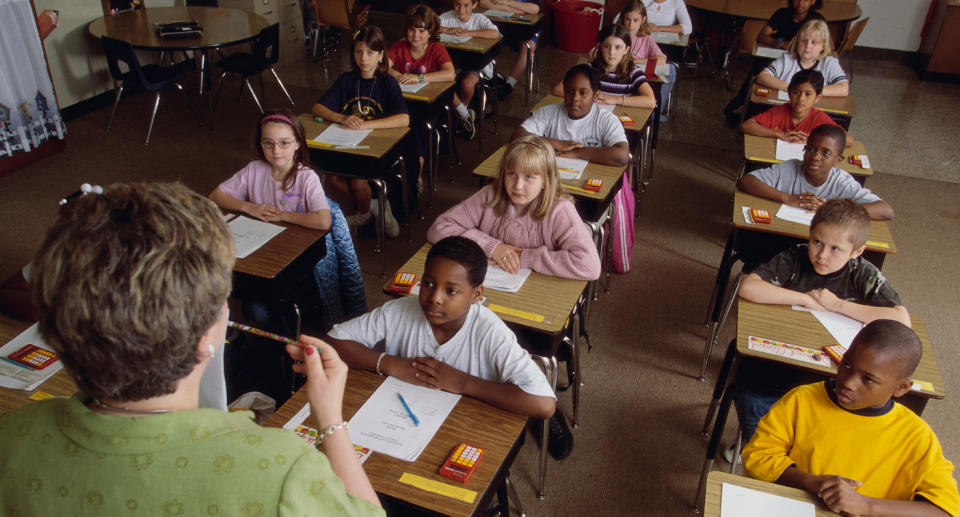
[551,0,604,53]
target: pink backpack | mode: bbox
[604,172,635,273]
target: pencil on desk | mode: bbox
[563,185,593,194]
[228,321,310,349]
[404,95,430,101]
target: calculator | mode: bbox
[388,272,417,295]
[749,208,772,224]
[583,178,603,192]
[616,114,635,127]
[4,344,58,370]
[438,442,484,483]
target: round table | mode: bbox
[88,6,270,95]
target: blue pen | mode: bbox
[397,393,420,426]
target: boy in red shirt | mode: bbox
[740,69,853,147]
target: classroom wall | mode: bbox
[36,0,177,110]
[855,0,930,52]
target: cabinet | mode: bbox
[218,0,305,65]
[919,0,960,77]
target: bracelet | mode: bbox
[375,352,387,376]
[418,73,425,83]
[315,421,349,448]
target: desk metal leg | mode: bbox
[524,40,534,107]
[425,121,435,208]
[693,384,736,514]
[371,179,386,256]
[570,304,582,428]
[699,271,742,381]
[444,104,461,169]
[702,229,737,326]
[701,339,738,436]
[531,354,558,501]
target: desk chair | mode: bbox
[101,36,200,145]
[724,20,766,89]
[836,17,869,81]
[311,0,369,59]
[213,24,295,123]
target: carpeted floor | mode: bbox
[1,18,959,516]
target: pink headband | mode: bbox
[260,114,294,126]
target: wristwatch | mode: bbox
[418,73,425,83]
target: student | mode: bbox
[615,1,678,120]
[427,135,601,281]
[478,0,540,99]
[440,0,501,139]
[387,4,456,188]
[757,19,849,97]
[311,26,409,237]
[552,25,657,110]
[758,0,825,50]
[739,124,893,220]
[731,199,911,444]
[740,69,853,147]
[643,0,692,34]
[210,108,331,231]
[514,64,630,167]
[743,320,960,517]
[325,236,557,420]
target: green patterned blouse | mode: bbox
[0,394,384,517]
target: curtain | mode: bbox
[0,0,66,160]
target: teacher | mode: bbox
[0,182,383,516]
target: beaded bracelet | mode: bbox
[315,421,349,448]
[375,352,387,376]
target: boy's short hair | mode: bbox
[810,198,870,248]
[427,237,487,287]
[788,19,833,59]
[563,63,600,92]
[352,25,389,77]
[789,69,824,95]
[787,0,823,10]
[404,4,441,41]
[851,319,922,378]
[809,123,846,154]
[32,182,235,402]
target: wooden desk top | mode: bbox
[88,6,269,51]
[385,244,586,335]
[403,80,455,104]
[532,94,654,136]
[298,114,409,160]
[743,135,873,177]
[736,300,945,399]
[705,471,840,517]
[442,34,502,54]
[474,143,625,202]
[0,315,78,413]
[751,87,858,117]
[732,190,896,255]
[229,213,328,279]
[482,10,544,26]
[265,369,526,517]
[686,0,862,22]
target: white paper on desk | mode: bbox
[0,323,64,390]
[654,64,671,76]
[348,376,460,462]
[482,9,514,18]
[777,89,790,101]
[721,482,815,517]
[792,306,864,348]
[312,125,372,147]
[400,82,428,93]
[555,157,588,180]
[755,46,788,59]
[282,402,312,430]
[776,204,814,226]
[439,34,472,44]
[228,215,286,259]
[653,32,681,45]
[483,266,532,293]
[775,139,805,161]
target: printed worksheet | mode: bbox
[228,215,286,259]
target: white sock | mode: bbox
[455,103,470,119]
[506,76,518,87]
[355,209,372,223]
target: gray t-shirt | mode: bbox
[765,55,848,85]
[748,160,880,204]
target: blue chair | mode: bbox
[101,36,199,145]
[213,23,294,121]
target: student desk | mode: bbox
[0,315,77,413]
[442,35,503,151]
[748,86,857,130]
[742,135,873,184]
[230,214,328,280]
[694,301,945,513]
[704,471,840,517]
[483,10,544,106]
[403,80,457,208]
[699,190,897,380]
[298,114,412,260]
[384,243,588,499]
[265,369,526,517]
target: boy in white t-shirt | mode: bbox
[326,236,557,419]
[513,64,630,166]
[440,0,501,139]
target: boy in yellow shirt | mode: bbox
[743,320,960,516]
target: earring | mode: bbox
[207,344,216,359]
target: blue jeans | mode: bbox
[659,63,678,122]
[734,385,787,444]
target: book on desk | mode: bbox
[155,20,202,39]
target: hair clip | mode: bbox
[58,183,103,206]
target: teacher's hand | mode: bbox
[287,336,347,427]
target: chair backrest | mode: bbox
[100,36,140,83]
[254,23,281,66]
[739,19,766,54]
[837,17,869,58]
[315,0,367,30]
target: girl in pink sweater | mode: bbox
[427,135,601,281]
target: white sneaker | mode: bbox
[372,199,400,238]
[722,441,742,464]
[459,109,477,140]
[345,210,372,235]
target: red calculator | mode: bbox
[4,344,58,370]
[438,442,483,483]
[749,208,772,224]
[617,114,635,127]
[388,272,417,294]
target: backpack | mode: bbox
[604,172,636,273]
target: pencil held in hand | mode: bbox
[228,321,312,350]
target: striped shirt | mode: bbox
[597,64,648,97]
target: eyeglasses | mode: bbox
[261,139,295,149]
[802,146,839,160]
